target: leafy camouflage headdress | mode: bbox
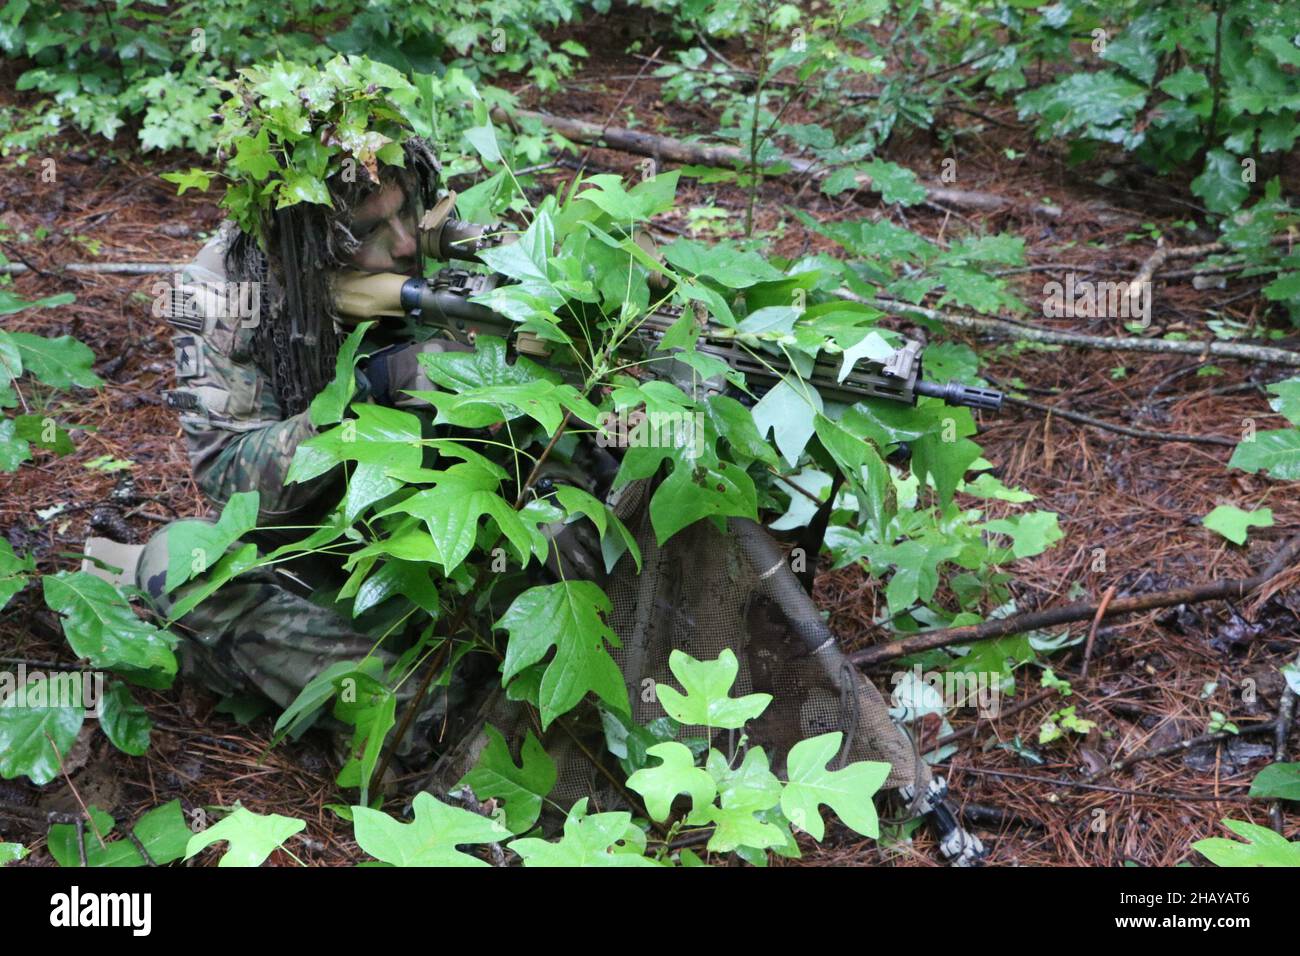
[165,55,441,415]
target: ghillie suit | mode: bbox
[223,136,442,418]
[423,486,925,804]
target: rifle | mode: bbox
[330,216,1002,412]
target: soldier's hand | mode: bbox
[361,339,471,408]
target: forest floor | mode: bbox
[2,19,1298,867]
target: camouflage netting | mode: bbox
[424,478,927,826]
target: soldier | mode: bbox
[128,58,981,860]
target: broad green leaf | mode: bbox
[1016,71,1147,148]
[309,321,372,427]
[97,680,152,756]
[272,659,381,743]
[379,462,530,574]
[882,536,963,610]
[42,572,178,680]
[165,543,260,621]
[700,803,787,853]
[457,726,557,835]
[1191,150,1251,216]
[861,159,926,205]
[164,491,260,592]
[983,511,1063,559]
[497,581,629,728]
[0,538,35,611]
[0,674,85,785]
[287,404,423,484]
[660,238,785,288]
[13,413,74,455]
[0,843,26,865]
[1267,379,1300,426]
[911,429,982,507]
[648,454,757,544]
[961,472,1035,502]
[7,331,101,389]
[1248,763,1300,801]
[696,746,785,852]
[161,167,215,194]
[626,741,717,822]
[1203,505,1274,545]
[352,791,510,866]
[752,376,823,467]
[414,337,599,433]
[1192,819,1300,867]
[334,684,396,806]
[706,746,783,814]
[185,806,306,867]
[656,649,772,730]
[780,732,890,840]
[48,800,190,867]
[706,394,779,466]
[0,417,31,471]
[0,290,75,317]
[508,799,658,867]
[1229,429,1300,480]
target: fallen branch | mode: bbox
[954,764,1253,802]
[494,107,1062,218]
[850,533,1300,667]
[0,262,183,275]
[1095,719,1279,783]
[839,291,1300,367]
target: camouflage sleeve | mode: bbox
[161,226,340,520]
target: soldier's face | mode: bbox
[349,177,418,273]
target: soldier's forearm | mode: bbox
[190,411,339,519]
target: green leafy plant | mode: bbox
[0,0,585,156]
[146,137,1066,863]
[1228,376,1300,480]
[1193,818,1300,866]
[0,290,182,787]
[1203,504,1274,544]
[184,805,307,867]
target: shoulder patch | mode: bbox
[164,389,201,411]
[174,335,205,379]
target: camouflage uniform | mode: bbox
[138,225,481,762]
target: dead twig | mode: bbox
[1003,394,1236,447]
[1080,585,1118,682]
[1097,719,1278,782]
[851,533,1300,666]
[494,107,1062,218]
[841,292,1300,367]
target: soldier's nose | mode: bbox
[389,216,416,259]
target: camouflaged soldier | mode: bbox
[137,175,434,758]
[115,61,986,860]
[117,57,602,769]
